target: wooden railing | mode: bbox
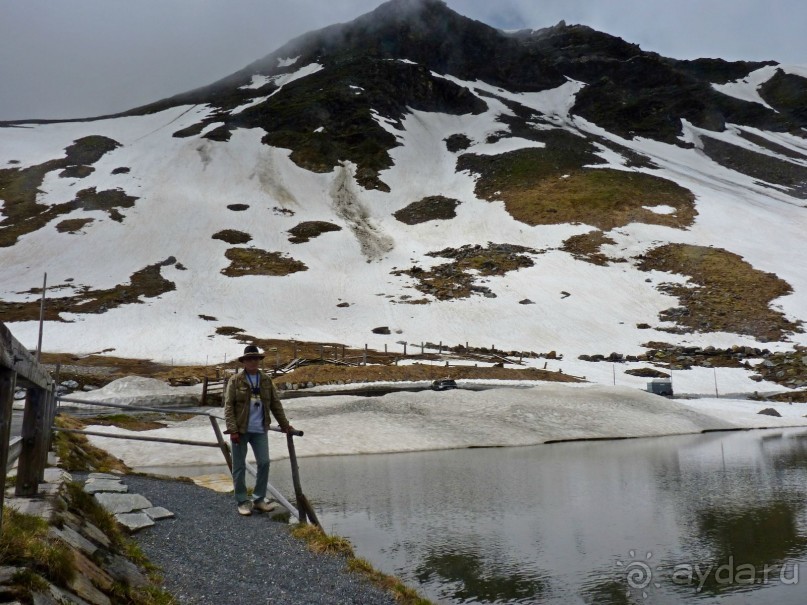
[1,319,319,529]
[0,321,57,530]
[56,396,320,526]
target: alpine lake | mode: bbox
[142,427,807,605]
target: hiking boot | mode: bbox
[252,498,280,513]
[237,501,253,516]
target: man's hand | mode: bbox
[282,425,296,434]
[230,433,241,445]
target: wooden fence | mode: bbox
[1,320,319,528]
[0,321,57,530]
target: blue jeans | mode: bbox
[231,431,270,504]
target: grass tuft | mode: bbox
[290,524,354,556]
[0,260,175,322]
[0,508,76,586]
[458,135,696,231]
[561,230,618,266]
[221,247,308,277]
[212,229,252,244]
[393,196,461,225]
[287,221,342,243]
[290,524,435,604]
[53,415,131,474]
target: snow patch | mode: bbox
[643,204,676,215]
[712,65,778,110]
[64,376,201,408]
[81,382,807,468]
[240,75,273,90]
[277,56,300,68]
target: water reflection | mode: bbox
[414,546,550,603]
[158,428,807,604]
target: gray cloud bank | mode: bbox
[0,0,804,121]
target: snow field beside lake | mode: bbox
[79,383,807,469]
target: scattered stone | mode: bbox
[93,493,152,514]
[48,526,98,557]
[67,561,112,605]
[87,473,122,481]
[336,302,350,307]
[83,479,128,494]
[0,566,20,583]
[758,407,782,417]
[79,522,111,549]
[43,468,72,483]
[636,323,651,329]
[519,299,535,305]
[5,497,54,519]
[114,512,155,532]
[561,291,571,298]
[102,554,148,588]
[60,380,80,389]
[143,506,174,520]
[626,368,670,378]
[372,326,391,334]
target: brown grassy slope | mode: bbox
[638,244,802,340]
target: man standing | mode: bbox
[224,345,295,516]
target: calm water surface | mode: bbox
[280,428,807,605]
[142,428,807,604]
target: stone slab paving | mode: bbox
[80,475,174,533]
[83,479,128,494]
[93,493,152,515]
[143,506,174,520]
[114,512,155,532]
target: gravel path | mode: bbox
[107,474,398,605]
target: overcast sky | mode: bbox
[1,0,804,121]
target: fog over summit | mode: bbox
[1,0,804,121]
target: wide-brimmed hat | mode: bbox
[238,345,265,362]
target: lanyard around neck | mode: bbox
[245,372,260,390]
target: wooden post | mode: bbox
[319,344,323,360]
[420,342,424,355]
[439,341,442,355]
[209,417,233,472]
[363,345,368,366]
[16,388,45,497]
[403,342,407,356]
[201,376,209,406]
[36,273,47,362]
[341,345,345,360]
[384,344,387,354]
[36,384,56,483]
[0,368,17,530]
[293,343,298,359]
[286,433,320,526]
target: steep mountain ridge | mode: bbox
[1,0,806,392]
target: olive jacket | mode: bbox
[223,370,290,434]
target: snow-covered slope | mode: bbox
[1,0,806,393]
